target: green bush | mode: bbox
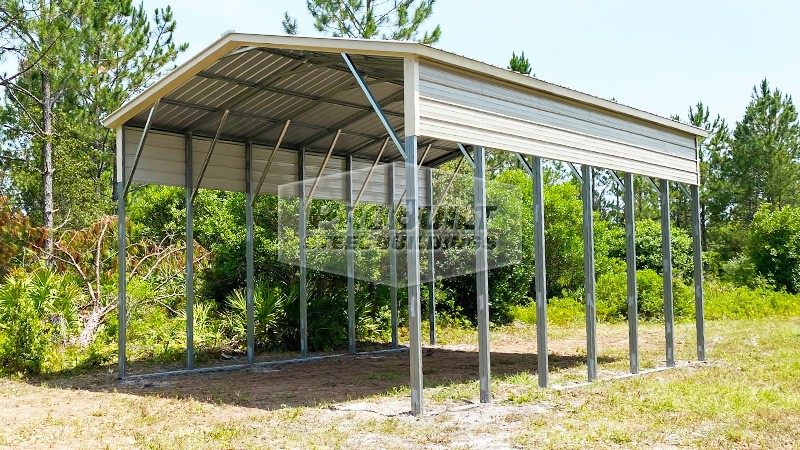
[748,205,800,293]
[704,280,800,320]
[0,268,83,374]
[606,220,694,280]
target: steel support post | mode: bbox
[299,148,308,356]
[691,184,706,361]
[185,132,194,370]
[405,136,424,416]
[582,164,598,381]
[426,167,436,345]
[532,156,548,388]
[624,172,639,374]
[245,142,255,364]
[388,163,399,348]
[660,179,675,367]
[346,156,356,353]
[474,146,492,403]
[117,128,127,379]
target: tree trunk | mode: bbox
[42,70,55,264]
[78,303,114,347]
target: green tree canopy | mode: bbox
[509,51,532,75]
[720,80,800,223]
[283,0,441,44]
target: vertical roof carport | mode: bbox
[104,33,709,416]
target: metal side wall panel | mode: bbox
[124,126,431,204]
[417,62,700,185]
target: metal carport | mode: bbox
[103,32,709,416]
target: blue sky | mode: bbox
[144,0,799,126]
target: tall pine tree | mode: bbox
[283,0,441,44]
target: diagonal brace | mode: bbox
[353,137,390,209]
[124,99,160,196]
[304,129,342,209]
[341,52,406,160]
[568,162,583,183]
[516,154,533,176]
[191,109,230,202]
[457,143,475,168]
[432,156,465,218]
[251,120,291,204]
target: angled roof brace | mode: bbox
[251,120,292,204]
[675,182,691,198]
[396,143,432,211]
[567,162,583,183]
[191,109,230,202]
[353,137,390,209]
[432,156,466,217]
[516,154,533,176]
[457,143,475,168]
[647,176,660,191]
[608,169,624,188]
[341,52,406,160]
[124,99,160,196]
[304,129,342,209]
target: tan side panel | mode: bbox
[124,127,431,203]
[418,62,699,184]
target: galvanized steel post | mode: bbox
[185,132,194,370]
[299,148,308,356]
[624,172,639,374]
[388,164,399,348]
[246,141,255,364]
[426,167,436,345]
[582,164,598,381]
[660,179,675,367]
[117,128,127,379]
[691,184,706,361]
[532,156,548,388]
[474,146,491,403]
[346,155,356,353]
[405,137,424,416]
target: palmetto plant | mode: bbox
[225,281,290,349]
[0,267,84,345]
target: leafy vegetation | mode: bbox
[0,0,798,390]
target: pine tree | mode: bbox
[721,80,800,223]
[283,0,441,44]
[509,51,532,76]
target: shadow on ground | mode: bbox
[33,346,616,411]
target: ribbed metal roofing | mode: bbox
[122,44,457,165]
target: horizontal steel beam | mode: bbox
[195,71,403,119]
[123,347,409,381]
[295,90,405,149]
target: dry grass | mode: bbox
[1,317,799,449]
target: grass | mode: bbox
[1,317,799,448]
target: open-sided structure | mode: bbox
[104,33,709,416]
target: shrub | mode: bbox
[0,268,83,374]
[748,205,800,293]
[606,219,694,280]
[590,269,693,322]
[704,280,800,320]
